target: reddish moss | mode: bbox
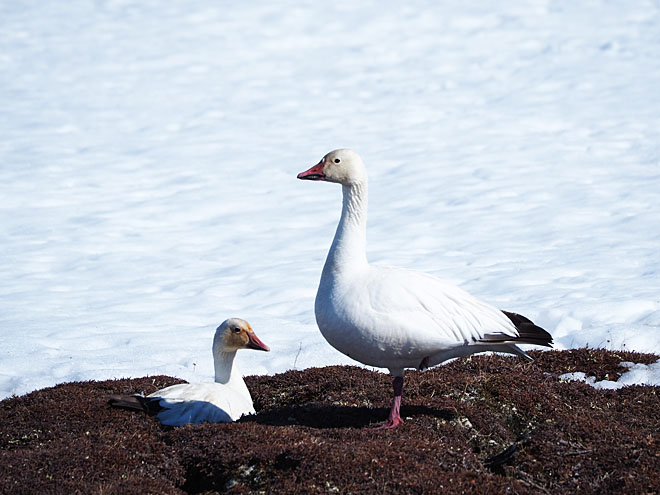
[0,349,657,494]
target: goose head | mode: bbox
[212,318,270,354]
[297,149,367,185]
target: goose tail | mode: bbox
[107,394,163,416]
[479,310,553,355]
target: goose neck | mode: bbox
[342,181,368,224]
[325,181,368,271]
[214,350,238,384]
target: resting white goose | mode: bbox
[297,149,553,428]
[108,318,269,426]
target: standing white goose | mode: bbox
[109,318,269,426]
[297,149,553,428]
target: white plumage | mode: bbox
[298,149,552,428]
[109,318,269,426]
[148,381,254,425]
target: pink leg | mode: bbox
[376,376,404,429]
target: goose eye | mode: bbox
[334,158,341,163]
[233,327,241,333]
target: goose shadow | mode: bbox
[243,403,457,429]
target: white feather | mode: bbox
[144,318,268,426]
[301,149,533,378]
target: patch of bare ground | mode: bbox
[0,348,657,494]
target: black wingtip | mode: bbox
[502,310,554,347]
[107,394,163,416]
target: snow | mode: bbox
[560,361,660,390]
[1,1,659,400]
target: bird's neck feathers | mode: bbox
[213,349,240,384]
[324,181,369,275]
